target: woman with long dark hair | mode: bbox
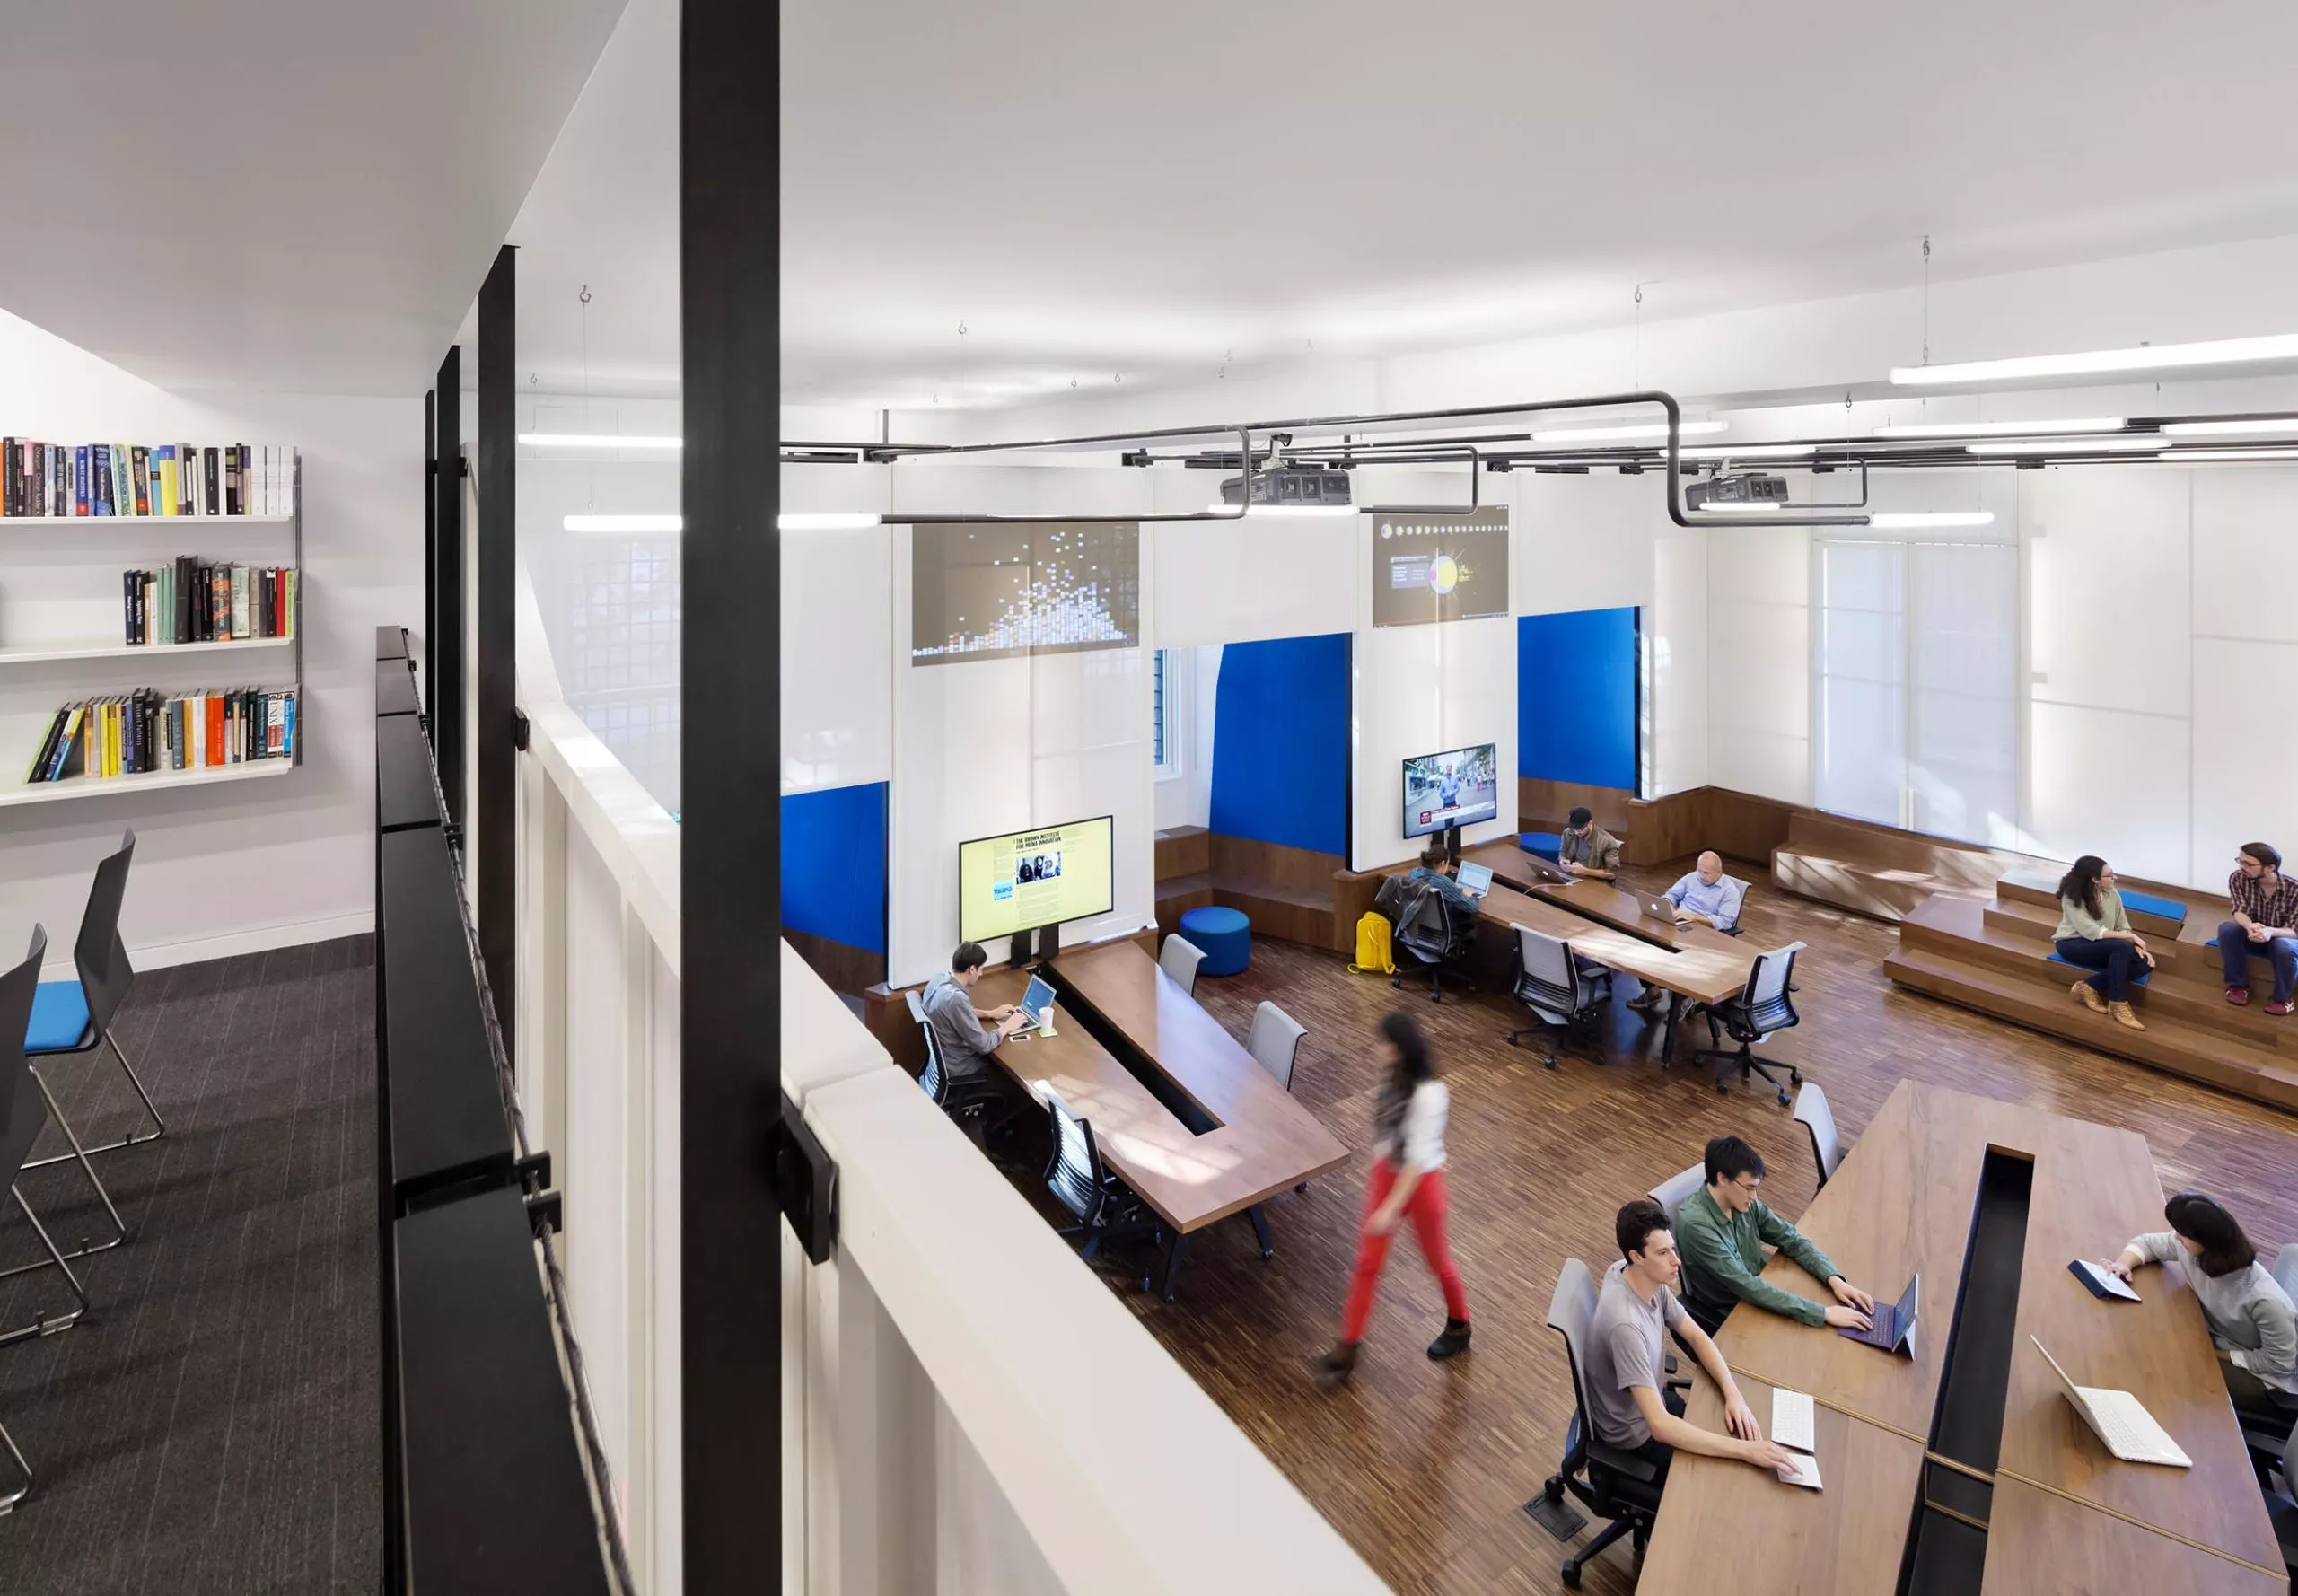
[1315,1012,1470,1386]
[2106,1192,2298,1418]
[2054,855,2153,1031]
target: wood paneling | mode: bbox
[1155,825,1210,881]
[782,927,884,1000]
[1155,832,1350,953]
[964,850,2298,1596]
[1623,785,1799,868]
[1519,777,1632,837]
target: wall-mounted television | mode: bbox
[1401,743,1499,839]
[958,814,1115,943]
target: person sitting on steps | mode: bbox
[2221,841,2298,1018]
[2054,855,2152,1032]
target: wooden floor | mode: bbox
[1028,856,2298,1596]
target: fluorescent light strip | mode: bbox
[566,513,682,532]
[1204,503,1357,517]
[522,433,683,449]
[2163,448,2298,461]
[1531,421,1727,443]
[780,512,883,530]
[1869,511,1996,529]
[2159,417,2298,435]
[1894,332,2298,386]
[1966,436,2164,455]
[1873,417,2123,438]
[1679,443,1815,459]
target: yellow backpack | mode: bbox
[1349,911,1396,976]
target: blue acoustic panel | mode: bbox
[2117,890,2188,924]
[781,782,888,954]
[1517,608,1637,791]
[1210,634,1350,856]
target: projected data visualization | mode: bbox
[911,522,1141,665]
[1372,505,1511,627]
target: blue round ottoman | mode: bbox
[1179,906,1251,978]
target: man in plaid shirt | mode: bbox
[2221,841,2298,1016]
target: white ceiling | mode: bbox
[0,0,629,396]
[762,0,2298,410]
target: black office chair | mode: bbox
[1040,1087,1158,1293]
[1392,886,1476,1004]
[1686,941,1807,1107]
[1531,1258,1667,1589]
[1506,924,1612,1069]
[0,925,92,1352]
[907,988,1028,1144]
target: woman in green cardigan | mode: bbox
[2055,855,2153,1032]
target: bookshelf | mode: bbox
[2,445,303,804]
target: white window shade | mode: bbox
[1814,542,1907,827]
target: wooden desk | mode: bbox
[1461,838,1751,959]
[1985,1476,2287,1594]
[981,943,1349,1299]
[1639,1369,1925,1595]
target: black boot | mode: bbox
[1313,1341,1360,1388]
[1426,1318,1472,1360]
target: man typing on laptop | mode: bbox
[1675,1136,1878,1337]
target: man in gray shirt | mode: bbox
[1583,1199,1802,1486]
[922,942,1031,1081]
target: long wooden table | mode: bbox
[1462,837,1752,958]
[976,941,1349,1299]
[1644,1080,2287,1592]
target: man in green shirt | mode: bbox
[1674,1135,1877,1337]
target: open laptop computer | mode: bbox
[1635,890,1686,925]
[1520,855,1574,885]
[1455,861,1494,899]
[1838,1275,1919,1356]
[1006,974,1057,1039]
[2031,1337,2192,1467]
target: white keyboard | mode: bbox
[2080,1387,2191,1467]
[1771,1389,1816,1453]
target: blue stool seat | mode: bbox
[2048,952,2151,986]
[2118,890,2187,925]
[26,980,93,1054]
[1519,831,1561,862]
[1179,906,1251,978]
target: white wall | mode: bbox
[1707,523,1811,804]
[0,306,419,974]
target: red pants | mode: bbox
[1340,1157,1469,1344]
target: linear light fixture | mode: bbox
[1873,417,2124,438]
[1531,421,1727,443]
[1965,436,2164,455]
[1893,332,2298,386]
[2162,448,2298,461]
[1870,511,1997,528]
[1678,443,1816,459]
[779,512,884,530]
[522,432,684,449]
[2158,417,2298,435]
[565,513,682,532]
[1204,503,1356,517]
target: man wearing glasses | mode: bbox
[2222,842,2298,1018]
[1673,1135,1876,1337]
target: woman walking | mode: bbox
[1316,1012,1471,1385]
[2055,855,2153,1031]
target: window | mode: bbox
[1813,537,2017,846]
[1153,647,1168,767]
[1151,647,1188,781]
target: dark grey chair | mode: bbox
[1531,1259,1667,1589]
[1392,886,1476,1004]
[1041,1087,1156,1293]
[1687,941,1807,1107]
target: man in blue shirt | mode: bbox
[1666,851,1745,933]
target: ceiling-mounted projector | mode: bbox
[1221,467,1353,508]
[1687,472,1790,510]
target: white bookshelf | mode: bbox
[2,447,303,807]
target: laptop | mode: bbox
[2069,1258,2143,1302]
[1636,890,1685,925]
[1521,855,1574,885]
[2031,1337,2192,1468]
[1006,974,1057,1039]
[1838,1275,1919,1356]
[1455,861,1494,899]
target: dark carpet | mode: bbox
[0,936,380,1595]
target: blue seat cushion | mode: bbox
[26,980,92,1053]
[2117,890,2187,924]
[1519,831,1562,861]
[2048,952,2150,986]
[1178,906,1251,978]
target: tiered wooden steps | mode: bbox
[1153,827,1346,952]
[1886,880,2298,1114]
[1772,811,2021,923]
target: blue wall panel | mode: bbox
[1517,608,1637,790]
[781,781,888,953]
[1209,634,1351,856]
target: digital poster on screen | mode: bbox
[911,522,1141,664]
[1371,506,1510,627]
[958,816,1115,943]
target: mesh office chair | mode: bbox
[1246,1002,1306,1092]
[1041,1087,1158,1293]
[2241,1246,2298,1485]
[906,988,1026,1140]
[1531,1259,1668,1589]
[1687,941,1807,1107]
[1158,934,1206,998]
[1392,886,1476,1003]
[1794,1082,1846,1188]
[0,926,92,1352]
[1506,925,1611,1069]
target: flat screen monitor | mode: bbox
[958,815,1115,943]
[1401,743,1499,839]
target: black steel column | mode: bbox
[424,390,437,724]
[682,2,781,1586]
[434,346,465,816]
[478,247,517,1056]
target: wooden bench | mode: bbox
[1771,811,2027,923]
[1153,826,1349,953]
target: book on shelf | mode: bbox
[116,560,296,645]
[22,684,298,784]
[0,439,291,517]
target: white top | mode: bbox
[1380,1079,1449,1172]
